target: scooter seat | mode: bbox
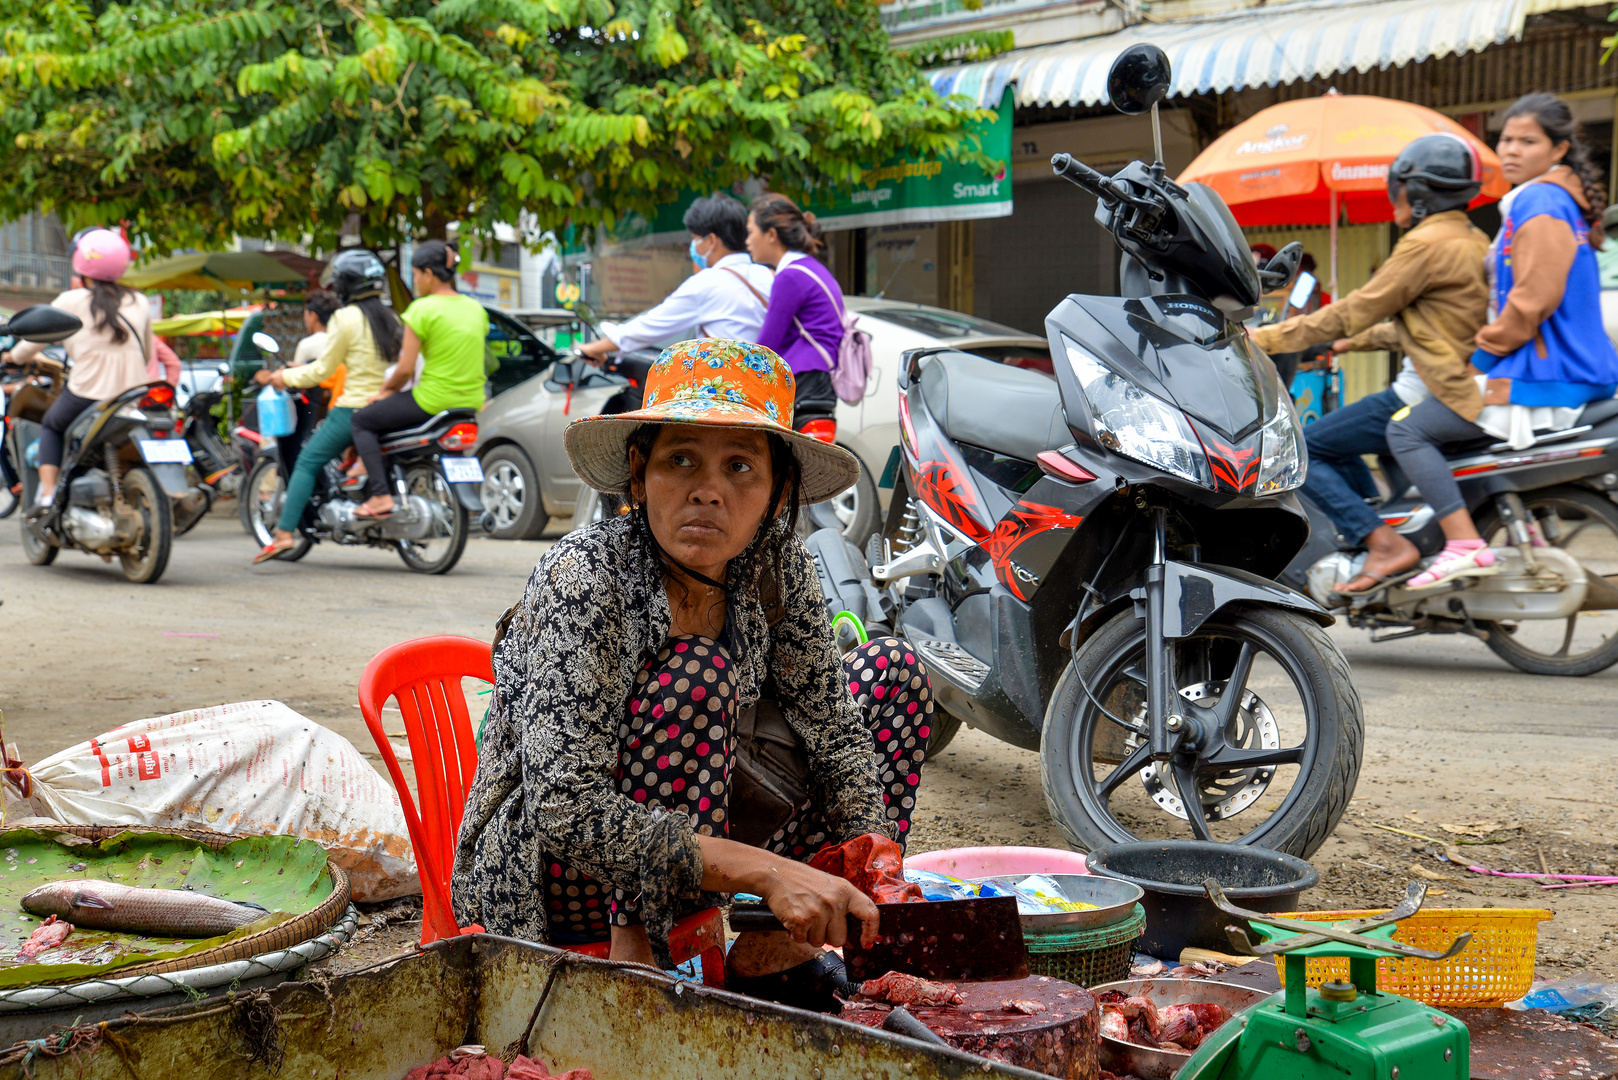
[917,350,1068,465]
[1577,396,1618,428]
[380,408,479,452]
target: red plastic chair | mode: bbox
[359,635,726,986]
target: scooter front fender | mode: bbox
[1158,560,1333,638]
[1064,560,1332,649]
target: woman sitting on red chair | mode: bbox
[451,340,933,1012]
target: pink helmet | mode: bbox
[71,228,132,282]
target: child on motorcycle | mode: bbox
[1252,134,1490,593]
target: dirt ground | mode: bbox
[2,509,1614,982]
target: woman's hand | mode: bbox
[755,858,880,950]
[1330,338,1353,354]
[269,370,287,390]
[367,388,395,404]
[253,369,273,385]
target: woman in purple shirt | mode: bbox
[747,194,843,412]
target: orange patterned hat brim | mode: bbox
[563,339,860,505]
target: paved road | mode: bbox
[2,507,1613,972]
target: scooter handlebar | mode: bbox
[1050,153,1118,201]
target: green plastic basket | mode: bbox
[1022,904,1145,987]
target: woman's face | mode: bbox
[746,214,787,267]
[1497,116,1568,186]
[632,426,777,579]
[411,266,437,295]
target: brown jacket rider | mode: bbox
[1252,210,1491,420]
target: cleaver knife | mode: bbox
[729,895,1029,982]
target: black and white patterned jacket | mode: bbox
[450,511,888,961]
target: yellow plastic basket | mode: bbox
[1272,907,1552,1008]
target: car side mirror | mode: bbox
[1258,242,1305,294]
[0,304,83,343]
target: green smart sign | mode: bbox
[806,86,1012,230]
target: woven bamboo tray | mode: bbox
[21,824,351,983]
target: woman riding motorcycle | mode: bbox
[4,229,152,515]
[349,240,488,521]
[251,249,401,563]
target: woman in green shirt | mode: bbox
[351,239,489,520]
[253,249,401,563]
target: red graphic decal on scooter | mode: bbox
[913,460,991,541]
[981,502,1084,600]
[1204,438,1259,492]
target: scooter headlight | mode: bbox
[1063,337,1211,487]
[1255,371,1306,494]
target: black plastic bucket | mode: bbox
[1084,840,1319,960]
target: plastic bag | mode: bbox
[1508,974,1618,1017]
[809,834,923,903]
[0,700,418,901]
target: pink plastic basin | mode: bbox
[906,846,1088,879]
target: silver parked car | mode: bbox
[473,298,1049,543]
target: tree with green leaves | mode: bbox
[0,0,990,254]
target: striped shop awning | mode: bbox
[928,0,1598,109]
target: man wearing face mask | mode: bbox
[577,195,773,363]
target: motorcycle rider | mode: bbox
[576,195,772,365]
[1252,133,1490,594]
[4,229,152,516]
[349,239,488,521]
[251,249,401,563]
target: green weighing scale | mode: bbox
[1175,880,1472,1079]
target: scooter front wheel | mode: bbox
[1040,603,1363,860]
[243,455,312,562]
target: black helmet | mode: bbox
[1387,133,1484,222]
[323,248,387,303]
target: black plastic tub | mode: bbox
[1084,840,1319,960]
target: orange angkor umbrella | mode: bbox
[1179,91,1507,292]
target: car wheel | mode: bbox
[799,457,879,547]
[480,445,548,540]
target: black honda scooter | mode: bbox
[809,45,1363,859]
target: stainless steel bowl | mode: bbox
[965,873,1145,932]
[1092,977,1272,1080]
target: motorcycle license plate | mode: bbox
[442,457,484,484]
[138,439,194,465]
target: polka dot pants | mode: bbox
[541,636,933,941]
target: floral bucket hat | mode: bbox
[563,338,860,505]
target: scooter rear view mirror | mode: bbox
[251,331,281,355]
[1106,44,1171,163]
[1257,241,1305,294]
[0,304,83,344]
